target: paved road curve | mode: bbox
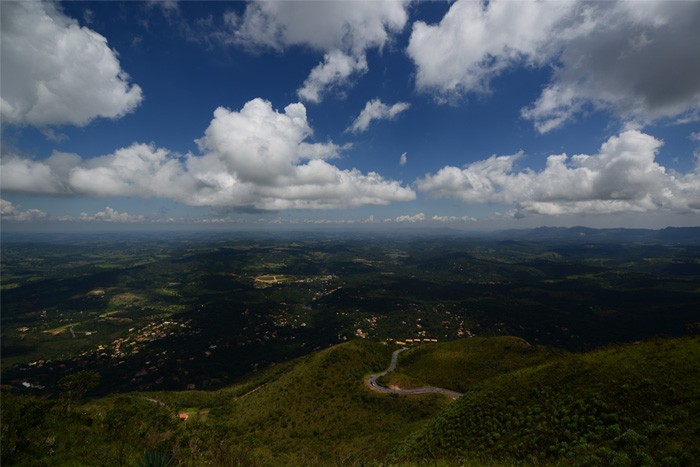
[366,347,463,399]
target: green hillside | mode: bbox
[155,340,450,465]
[3,336,698,466]
[391,337,700,466]
[379,336,566,392]
[2,340,449,466]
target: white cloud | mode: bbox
[522,2,700,132]
[431,215,476,223]
[68,144,196,199]
[690,132,700,142]
[349,99,411,133]
[233,1,408,54]
[395,212,425,223]
[0,151,80,194]
[408,0,573,96]
[0,98,416,211]
[408,0,700,131]
[40,128,68,143]
[0,199,48,221]
[417,130,700,216]
[298,51,368,104]
[400,152,408,167]
[232,1,409,103]
[0,1,143,127]
[192,98,415,209]
[79,207,145,223]
[0,199,14,216]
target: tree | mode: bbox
[58,370,101,404]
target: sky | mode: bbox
[1,0,699,231]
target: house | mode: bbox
[178,413,189,421]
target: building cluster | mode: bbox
[99,320,192,360]
[393,338,439,346]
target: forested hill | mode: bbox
[3,336,698,465]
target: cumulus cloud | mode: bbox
[408,0,700,131]
[0,151,80,194]
[395,212,425,223]
[408,0,572,95]
[0,98,415,211]
[417,130,700,216]
[69,144,198,199]
[298,51,368,104]
[232,1,408,54]
[0,199,48,221]
[0,1,143,127]
[79,207,145,223]
[349,99,411,133]
[191,99,415,209]
[231,1,409,103]
[400,152,408,167]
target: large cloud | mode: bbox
[408,0,700,131]
[68,145,197,199]
[0,99,415,210]
[0,1,143,127]
[408,0,572,95]
[417,130,700,216]
[189,99,415,209]
[230,0,409,103]
[0,151,80,193]
[232,1,408,54]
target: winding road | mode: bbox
[366,348,463,399]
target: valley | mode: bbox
[1,228,699,465]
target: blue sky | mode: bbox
[1,0,699,230]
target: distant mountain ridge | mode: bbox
[2,225,700,242]
[490,226,700,243]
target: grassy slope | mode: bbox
[159,340,450,465]
[379,336,566,393]
[391,336,700,466]
[2,340,450,466]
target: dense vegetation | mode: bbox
[378,336,566,392]
[391,337,700,466]
[2,340,449,465]
[3,336,698,465]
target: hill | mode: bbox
[3,336,698,465]
[154,339,452,465]
[2,340,449,465]
[378,336,566,393]
[391,336,700,466]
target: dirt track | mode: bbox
[366,347,463,399]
